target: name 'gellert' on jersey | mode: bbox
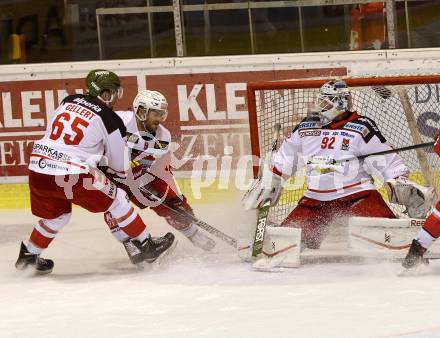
[29,94,128,176]
[272,111,409,201]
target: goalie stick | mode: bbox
[252,123,282,257]
[139,186,238,248]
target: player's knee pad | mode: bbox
[38,212,71,235]
[107,188,132,219]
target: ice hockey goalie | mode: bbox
[241,80,434,269]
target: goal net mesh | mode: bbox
[248,77,440,225]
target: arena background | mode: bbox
[0,48,440,208]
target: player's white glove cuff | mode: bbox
[385,176,434,218]
[242,168,284,211]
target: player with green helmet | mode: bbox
[15,68,176,274]
[86,69,123,108]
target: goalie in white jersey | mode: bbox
[15,70,175,274]
[104,90,216,260]
[243,80,432,250]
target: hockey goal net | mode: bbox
[247,75,440,225]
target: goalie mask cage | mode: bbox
[247,75,440,225]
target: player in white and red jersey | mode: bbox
[402,131,440,269]
[243,80,432,249]
[15,70,175,274]
[104,90,216,261]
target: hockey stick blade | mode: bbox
[252,201,270,257]
[140,187,237,248]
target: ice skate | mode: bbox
[133,232,176,263]
[15,242,54,275]
[122,239,143,264]
[188,229,216,252]
[402,239,429,269]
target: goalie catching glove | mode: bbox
[385,176,434,218]
[242,167,284,210]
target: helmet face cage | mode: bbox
[133,90,168,122]
[315,80,351,125]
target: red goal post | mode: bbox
[246,75,440,224]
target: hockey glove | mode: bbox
[386,176,434,218]
[242,167,284,210]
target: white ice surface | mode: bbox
[1,203,440,338]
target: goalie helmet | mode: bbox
[315,80,352,125]
[133,90,168,122]
[86,69,123,106]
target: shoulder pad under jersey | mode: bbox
[292,116,322,133]
[343,115,386,143]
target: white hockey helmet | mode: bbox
[133,90,168,122]
[315,80,352,125]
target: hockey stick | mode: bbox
[128,136,237,248]
[139,187,238,248]
[252,123,282,257]
[334,141,434,164]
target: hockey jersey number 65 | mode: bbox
[29,94,129,176]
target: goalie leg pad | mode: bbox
[253,227,301,270]
[348,216,422,258]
